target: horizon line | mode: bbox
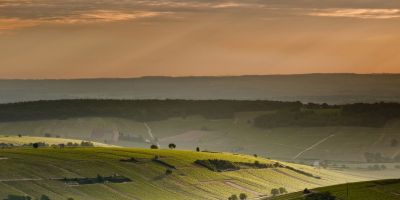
[1,73,400,81]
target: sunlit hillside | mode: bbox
[0,146,369,200]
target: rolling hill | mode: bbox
[269,179,400,200]
[0,146,368,200]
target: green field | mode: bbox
[0,146,368,200]
[269,179,400,200]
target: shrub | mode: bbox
[96,174,104,183]
[168,143,176,149]
[194,159,239,172]
[303,188,311,194]
[279,187,288,194]
[165,169,173,175]
[271,188,280,196]
[80,141,94,147]
[228,194,238,200]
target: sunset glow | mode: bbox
[1,0,400,78]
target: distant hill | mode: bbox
[1,74,400,104]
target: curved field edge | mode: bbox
[268,179,400,200]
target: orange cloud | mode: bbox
[0,18,40,30]
[211,2,246,8]
[309,9,400,19]
[51,10,166,24]
[0,10,167,31]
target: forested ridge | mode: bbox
[0,99,399,128]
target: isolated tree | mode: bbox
[168,143,176,149]
[228,194,238,200]
[239,193,247,200]
[150,144,159,149]
[18,134,22,137]
[32,143,39,149]
[271,188,280,196]
[196,147,200,152]
[40,195,50,200]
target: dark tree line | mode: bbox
[254,102,400,128]
[1,100,399,128]
[0,99,300,122]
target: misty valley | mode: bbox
[1,99,400,199]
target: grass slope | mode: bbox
[0,147,366,200]
[269,179,400,200]
[0,135,114,147]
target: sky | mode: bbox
[1,0,400,79]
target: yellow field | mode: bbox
[0,135,114,147]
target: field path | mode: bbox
[144,122,159,147]
[292,134,335,160]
